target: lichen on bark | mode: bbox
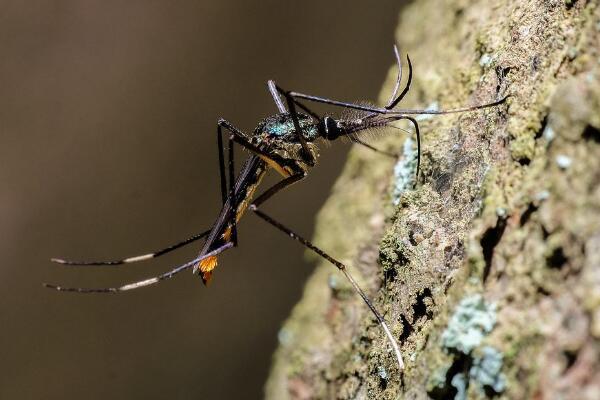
[265,0,600,399]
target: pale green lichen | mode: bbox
[479,53,493,68]
[451,373,468,400]
[391,138,417,205]
[428,297,506,399]
[470,346,507,394]
[442,295,497,354]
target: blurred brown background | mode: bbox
[0,1,402,399]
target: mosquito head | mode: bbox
[318,116,343,140]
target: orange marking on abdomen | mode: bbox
[223,227,232,241]
[259,155,291,178]
[198,256,218,284]
[228,167,268,228]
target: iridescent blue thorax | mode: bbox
[253,113,319,143]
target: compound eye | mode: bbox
[323,116,340,140]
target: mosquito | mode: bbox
[44,46,507,373]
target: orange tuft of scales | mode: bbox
[197,255,218,284]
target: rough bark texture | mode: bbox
[265,0,600,399]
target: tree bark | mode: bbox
[265,0,600,399]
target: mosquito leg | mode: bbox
[270,81,321,121]
[290,89,508,116]
[210,118,295,254]
[44,242,234,293]
[288,91,387,113]
[363,46,409,122]
[248,175,404,371]
[217,119,287,170]
[387,53,412,110]
[190,118,295,280]
[249,204,404,371]
[51,229,212,266]
[391,95,509,115]
[51,120,235,268]
[386,45,403,109]
[217,124,228,206]
[354,47,412,157]
[252,173,306,208]
[350,137,397,159]
[226,128,238,246]
[213,119,265,251]
[189,126,239,280]
[345,117,420,181]
[288,45,506,117]
[279,46,407,125]
[284,93,316,166]
[50,119,242,268]
[398,116,421,183]
[268,80,287,113]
